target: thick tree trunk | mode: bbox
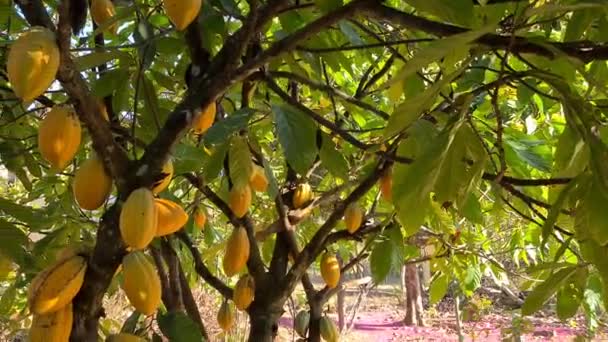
[307,303,322,342]
[403,264,425,326]
[337,285,345,330]
[247,295,284,342]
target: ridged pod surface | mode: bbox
[121,251,161,315]
[228,184,251,218]
[194,208,206,229]
[294,310,310,338]
[152,160,173,194]
[249,163,268,192]
[73,155,112,210]
[38,106,82,171]
[320,252,340,289]
[91,0,118,34]
[293,183,313,209]
[154,198,188,237]
[106,333,147,342]
[28,255,87,315]
[163,0,202,31]
[379,169,392,201]
[29,302,73,342]
[319,316,339,342]
[344,203,363,234]
[119,188,157,250]
[7,27,59,102]
[192,102,216,134]
[233,274,255,310]
[223,226,250,277]
[217,301,235,332]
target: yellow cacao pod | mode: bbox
[233,274,255,310]
[217,300,235,332]
[379,170,392,201]
[91,0,118,34]
[163,0,202,31]
[121,251,161,316]
[152,159,173,194]
[28,255,87,315]
[0,252,13,281]
[38,106,82,171]
[249,163,268,193]
[293,183,313,209]
[194,208,206,229]
[30,302,73,342]
[192,102,216,134]
[223,226,250,277]
[73,155,112,210]
[319,316,339,342]
[154,198,188,237]
[229,184,252,218]
[7,27,59,102]
[320,252,340,289]
[344,203,363,234]
[119,188,157,250]
[106,333,147,342]
[294,310,310,338]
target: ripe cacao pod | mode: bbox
[320,252,340,289]
[163,0,202,31]
[294,310,310,338]
[229,184,252,218]
[223,226,250,277]
[379,169,392,201]
[293,183,313,209]
[28,255,87,315]
[154,198,188,237]
[38,106,82,171]
[121,251,161,315]
[30,302,73,342]
[73,154,112,210]
[249,163,268,192]
[233,274,255,310]
[7,27,59,102]
[192,102,216,134]
[152,159,173,194]
[91,0,118,34]
[194,208,206,229]
[217,300,235,332]
[119,188,157,250]
[106,333,147,342]
[344,203,363,234]
[319,316,339,342]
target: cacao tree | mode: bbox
[1,0,608,341]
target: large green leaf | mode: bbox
[0,219,28,266]
[522,266,578,315]
[158,312,204,342]
[429,273,450,305]
[204,108,254,146]
[203,142,229,182]
[228,136,253,189]
[319,133,349,180]
[370,238,393,284]
[273,105,318,174]
[557,267,587,320]
[405,0,474,27]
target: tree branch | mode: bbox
[175,231,233,298]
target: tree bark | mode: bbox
[307,303,322,342]
[403,263,425,326]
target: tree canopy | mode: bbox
[2,0,608,341]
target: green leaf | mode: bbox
[405,0,474,27]
[158,312,204,342]
[92,68,131,97]
[429,273,450,305]
[204,108,254,146]
[273,105,318,174]
[228,136,253,189]
[460,193,483,224]
[120,311,141,334]
[370,238,393,284]
[134,18,157,70]
[75,51,129,72]
[314,0,342,13]
[141,74,161,127]
[557,267,587,320]
[319,133,349,180]
[203,142,228,182]
[0,219,28,266]
[521,266,578,315]
[262,158,280,199]
[563,9,595,42]
[0,284,17,317]
[173,144,206,175]
[542,177,577,243]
